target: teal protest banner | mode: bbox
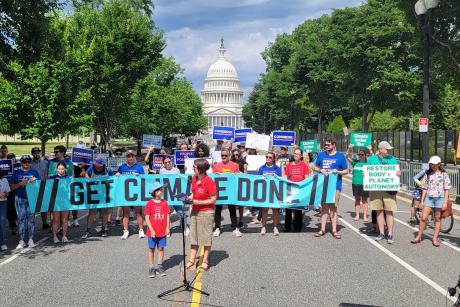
[350,132,372,147]
[26,173,338,212]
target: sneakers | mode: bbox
[233,228,243,237]
[81,231,91,239]
[185,227,190,236]
[237,221,244,228]
[16,240,26,250]
[121,230,129,240]
[260,227,266,236]
[149,267,156,278]
[73,220,80,227]
[138,229,145,238]
[115,219,121,226]
[274,227,280,236]
[27,239,35,248]
[1,244,7,251]
[67,221,71,228]
[386,235,394,244]
[213,228,221,237]
[62,236,69,243]
[156,264,166,277]
[101,228,108,237]
[375,233,385,242]
[53,236,60,244]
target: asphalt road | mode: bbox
[1,179,459,307]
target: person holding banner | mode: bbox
[187,159,217,272]
[116,150,145,240]
[31,147,50,230]
[313,137,349,239]
[159,156,189,236]
[0,169,11,251]
[277,146,291,174]
[367,141,400,244]
[346,145,370,222]
[51,162,71,243]
[11,156,40,249]
[212,149,242,237]
[284,148,310,232]
[411,156,451,247]
[231,149,248,228]
[257,152,282,235]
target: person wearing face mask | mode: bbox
[313,137,349,239]
[116,150,145,240]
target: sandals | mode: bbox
[411,237,421,244]
[185,260,196,271]
[432,239,440,247]
[200,261,209,272]
[332,232,341,239]
[314,230,325,237]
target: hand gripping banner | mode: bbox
[26,173,338,213]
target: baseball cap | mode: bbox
[31,147,41,154]
[20,155,32,163]
[428,155,441,165]
[378,141,393,150]
[126,150,135,156]
[280,146,288,150]
[94,156,106,167]
[149,182,166,194]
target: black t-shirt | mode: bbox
[73,164,88,178]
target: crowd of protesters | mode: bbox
[0,137,452,277]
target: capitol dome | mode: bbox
[201,38,244,130]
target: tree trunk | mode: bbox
[362,110,376,132]
[40,139,46,157]
[66,135,69,149]
[136,136,142,156]
[317,107,323,133]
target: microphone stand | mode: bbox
[157,197,210,298]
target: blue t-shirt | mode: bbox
[257,164,282,177]
[314,151,348,190]
[12,168,40,199]
[87,166,114,177]
[117,163,145,175]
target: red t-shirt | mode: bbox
[144,199,170,237]
[191,175,217,211]
[212,161,240,174]
[285,161,310,182]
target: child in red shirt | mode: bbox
[145,183,170,278]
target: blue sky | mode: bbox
[154,0,363,100]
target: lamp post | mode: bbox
[414,0,439,163]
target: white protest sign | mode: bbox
[363,165,400,191]
[107,157,126,170]
[245,155,266,172]
[245,133,270,151]
[142,134,162,148]
[184,158,213,174]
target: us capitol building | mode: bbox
[201,38,244,131]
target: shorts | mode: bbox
[411,188,422,201]
[148,236,167,249]
[424,197,444,209]
[324,190,341,207]
[370,191,397,212]
[352,184,369,198]
[189,210,214,247]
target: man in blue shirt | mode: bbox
[116,150,145,240]
[313,137,349,239]
[11,155,40,249]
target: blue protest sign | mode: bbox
[175,150,195,166]
[234,128,253,143]
[152,154,175,170]
[143,134,162,148]
[272,131,296,147]
[26,173,338,212]
[13,162,21,171]
[212,126,235,141]
[71,148,94,165]
[0,159,13,177]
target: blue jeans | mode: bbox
[425,197,444,209]
[173,205,188,228]
[0,201,6,245]
[15,197,35,241]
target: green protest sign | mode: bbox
[350,132,372,147]
[363,165,400,191]
[299,140,318,153]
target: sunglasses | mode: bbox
[358,153,365,156]
[54,151,60,154]
[266,156,274,159]
[164,161,172,164]
[324,144,332,147]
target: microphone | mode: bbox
[173,192,191,203]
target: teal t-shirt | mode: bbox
[366,154,398,166]
[351,159,365,185]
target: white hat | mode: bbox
[428,155,441,165]
[378,141,393,150]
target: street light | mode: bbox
[414,0,439,163]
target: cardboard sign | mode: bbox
[299,140,318,153]
[184,158,213,174]
[350,132,372,147]
[175,150,195,166]
[234,128,253,143]
[363,165,400,191]
[245,155,267,172]
[246,132,271,151]
[142,134,163,148]
[0,159,13,177]
[419,117,428,133]
[272,131,296,147]
[71,148,94,165]
[212,126,235,141]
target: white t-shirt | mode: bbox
[0,178,11,201]
[159,167,180,175]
